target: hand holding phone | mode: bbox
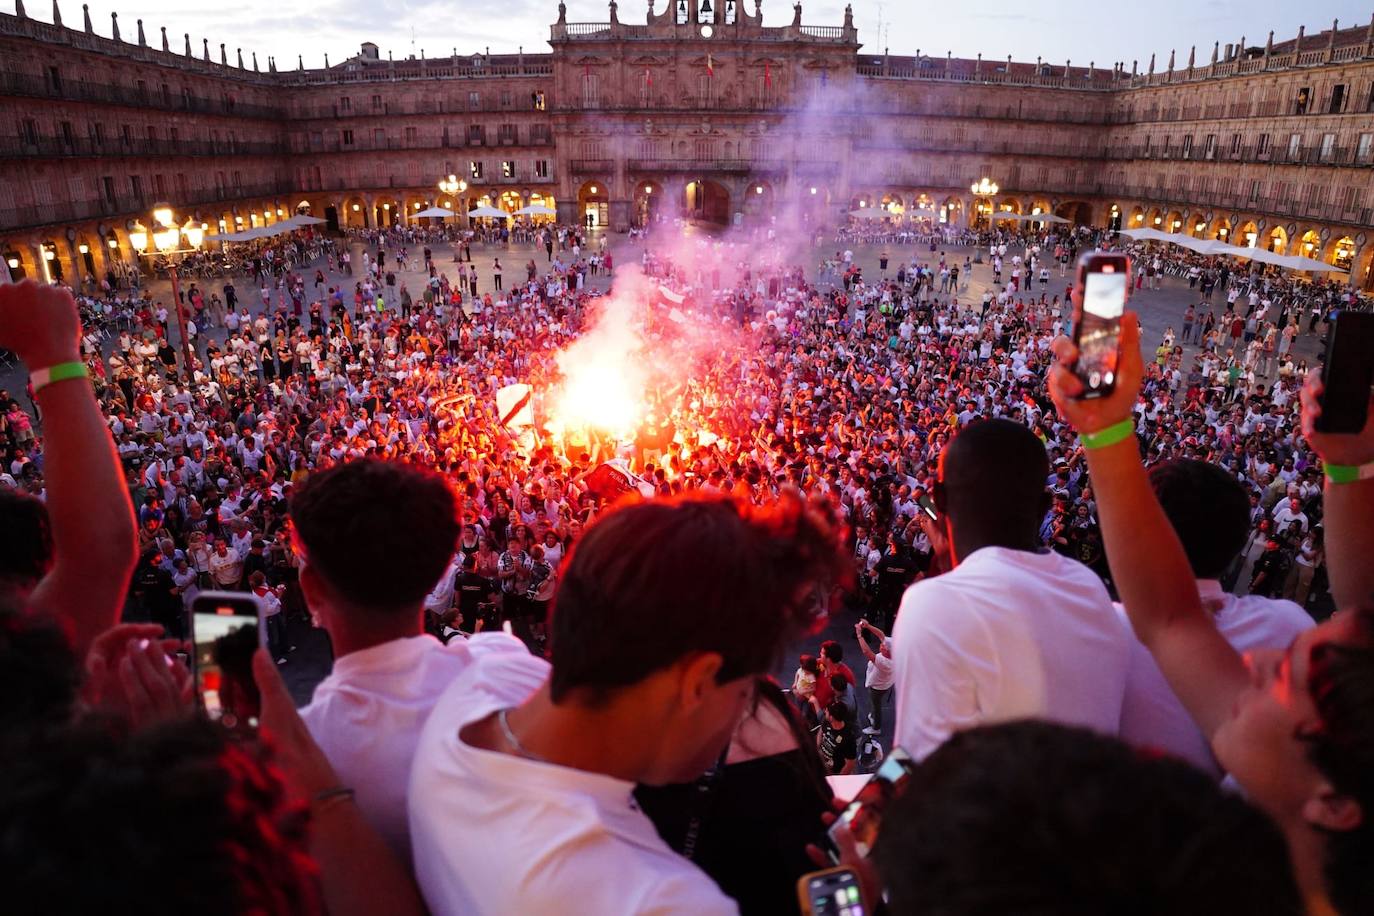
[1313,311,1374,435]
[1070,252,1131,399]
[798,866,867,916]
[189,590,267,731]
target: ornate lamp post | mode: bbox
[129,204,205,382]
[438,174,468,225]
[970,177,999,228]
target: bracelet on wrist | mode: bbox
[30,360,88,393]
[1079,418,1136,451]
[1323,461,1374,485]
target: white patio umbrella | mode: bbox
[514,203,557,216]
[413,206,455,219]
[1166,235,1238,256]
[1036,213,1070,224]
[1227,245,1293,268]
[468,205,511,219]
[1118,227,1173,242]
[848,207,894,219]
[1279,254,1349,274]
[290,213,327,225]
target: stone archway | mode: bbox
[684,178,730,225]
[633,180,664,228]
[742,180,775,224]
[577,180,611,229]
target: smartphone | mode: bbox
[1316,311,1374,434]
[1071,251,1131,399]
[916,494,938,521]
[828,747,918,859]
[189,590,266,730]
[798,866,867,916]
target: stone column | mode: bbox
[608,200,631,232]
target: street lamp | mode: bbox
[970,177,999,197]
[438,174,468,223]
[129,204,205,383]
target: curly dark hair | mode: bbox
[0,602,78,741]
[549,491,849,704]
[0,717,321,916]
[289,458,460,613]
[873,721,1301,916]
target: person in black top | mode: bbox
[873,536,917,632]
[818,702,857,776]
[636,679,834,915]
[455,554,497,634]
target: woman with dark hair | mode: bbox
[1050,313,1374,915]
[635,677,834,915]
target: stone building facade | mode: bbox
[3,1,1374,287]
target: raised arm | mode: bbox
[0,282,137,655]
[1047,312,1247,740]
[1299,376,1374,609]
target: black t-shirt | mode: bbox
[456,571,490,617]
[818,721,856,775]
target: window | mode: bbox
[530,124,551,144]
[339,96,352,111]
[20,118,37,144]
[498,123,517,144]
[532,91,546,111]
[1295,87,1310,114]
[405,126,418,144]
[1249,180,1262,203]
[1359,133,1373,162]
[160,82,171,106]
[1181,134,1193,158]
[1256,133,1271,156]
[1142,135,1151,156]
[500,90,511,108]
[373,128,386,146]
[535,159,550,178]
[60,121,73,145]
[502,160,516,178]
[91,122,104,143]
[467,124,484,145]
[1288,133,1302,159]
[154,174,165,196]
[130,175,143,198]
[582,73,599,108]
[46,66,61,92]
[1203,133,1216,159]
[1320,133,1335,160]
[121,124,134,145]
[1230,132,1242,156]
[1329,84,1345,113]
[136,79,147,100]
[469,160,483,179]
[371,94,383,109]
[341,129,355,145]
[102,176,116,203]
[468,91,481,110]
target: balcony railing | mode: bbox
[0,70,284,119]
[0,135,288,159]
[627,158,785,174]
[0,179,296,232]
[568,158,613,173]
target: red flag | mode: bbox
[764,61,772,88]
[706,53,714,78]
[645,67,652,87]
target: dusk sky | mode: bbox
[19,0,1370,71]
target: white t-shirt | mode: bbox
[891,546,1131,760]
[865,646,895,691]
[300,633,530,862]
[1115,580,1311,778]
[409,651,738,916]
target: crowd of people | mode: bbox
[1,215,1372,915]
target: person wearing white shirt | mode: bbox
[856,619,895,734]
[1116,460,1312,777]
[409,495,848,916]
[290,459,490,865]
[891,420,1131,760]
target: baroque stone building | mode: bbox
[3,1,1374,287]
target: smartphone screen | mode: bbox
[190,591,265,730]
[1073,254,1129,398]
[829,747,917,858]
[1316,311,1374,434]
[800,867,866,916]
[916,494,938,521]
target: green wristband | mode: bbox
[1324,462,1374,485]
[1080,418,1135,450]
[30,361,88,393]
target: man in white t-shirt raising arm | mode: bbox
[409,493,848,916]
[891,418,1131,760]
[855,619,894,735]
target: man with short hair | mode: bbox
[295,459,536,863]
[409,494,847,916]
[891,419,1131,759]
[1116,459,1312,777]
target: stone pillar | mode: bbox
[64,236,84,287]
[609,200,631,232]
[556,199,579,226]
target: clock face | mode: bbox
[700,24,713,38]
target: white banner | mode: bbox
[496,383,534,429]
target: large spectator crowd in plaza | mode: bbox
[0,215,1372,916]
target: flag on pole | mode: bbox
[764,61,772,88]
[645,67,652,87]
[706,53,714,77]
[496,384,534,429]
